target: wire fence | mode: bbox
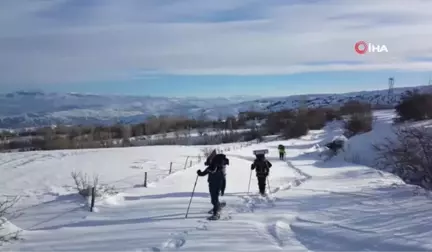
[0,140,259,242]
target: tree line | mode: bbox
[1,90,430,152]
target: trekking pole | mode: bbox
[267,176,271,195]
[247,169,252,195]
[185,175,199,219]
[265,162,271,195]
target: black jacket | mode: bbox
[197,165,224,184]
[198,154,228,184]
[204,154,229,176]
[251,157,272,177]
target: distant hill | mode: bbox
[0,85,431,129]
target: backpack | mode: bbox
[254,159,270,174]
[208,154,227,174]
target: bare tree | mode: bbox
[121,125,132,146]
[71,171,100,197]
[374,126,432,189]
[0,196,20,243]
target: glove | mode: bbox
[197,169,202,176]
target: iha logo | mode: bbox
[354,41,388,54]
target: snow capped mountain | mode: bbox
[0,91,260,128]
[0,85,431,129]
[199,85,432,118]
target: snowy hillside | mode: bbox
[0,91,260,129]
[1,85,432,129]
[2,110,432,251]
[216,84,432,113]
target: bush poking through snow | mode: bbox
[282,118,309,139]
[339,101,372,115]
[344,112,373,137]
[201,147,217,158]
[71,171,99,197]
[394,91,432,122]
[71,171,119,199]
[243,128,264,142]
[324,108,342,121]
[0,196,20,244]
[303,108,328,130]
[374,126,432,190]
[0,197,17,218]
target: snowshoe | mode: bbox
[207,213,221,221]
[207,202,226,214]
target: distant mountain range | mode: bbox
[1,85,431,129]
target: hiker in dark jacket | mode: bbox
[251,154,272,196]
[197,154,227,216]
[205,153,229,196]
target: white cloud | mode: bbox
[1,0,432,86]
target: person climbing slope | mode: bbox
[205,152,229,196]
[197,153,228,219]
[278,144,285,160]
[251,153,272,196]
[220,154,229,196]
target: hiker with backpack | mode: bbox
[278,144,285,160]
[198,153,229,219]
[251,153,272,196]
[205,152,229,196]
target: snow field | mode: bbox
[2,109,432,251]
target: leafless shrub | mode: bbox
[344,112,373,137]
[0,196,20,244]
[71,171,118,199]
[201,147,215,158]
[339,100,372,115]
[395,91,432,122]
[71,171,100,197]
[0,197,18,218]
[374,126,432,190]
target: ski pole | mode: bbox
[185,175,199,219]
[265,162,271,195]
[267,176,271,195]
[247,169,252,195]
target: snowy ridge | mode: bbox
[1,85,431,129]
[2,110,432,251]
[0,92,260,129]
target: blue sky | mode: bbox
[5,70,431,98]
[1,0,432,97]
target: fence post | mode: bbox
[169,162,173,174]
[90,187,96,212]
[184,156,190,170]
[144,172,147,187]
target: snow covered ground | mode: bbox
[2,110,432,251]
